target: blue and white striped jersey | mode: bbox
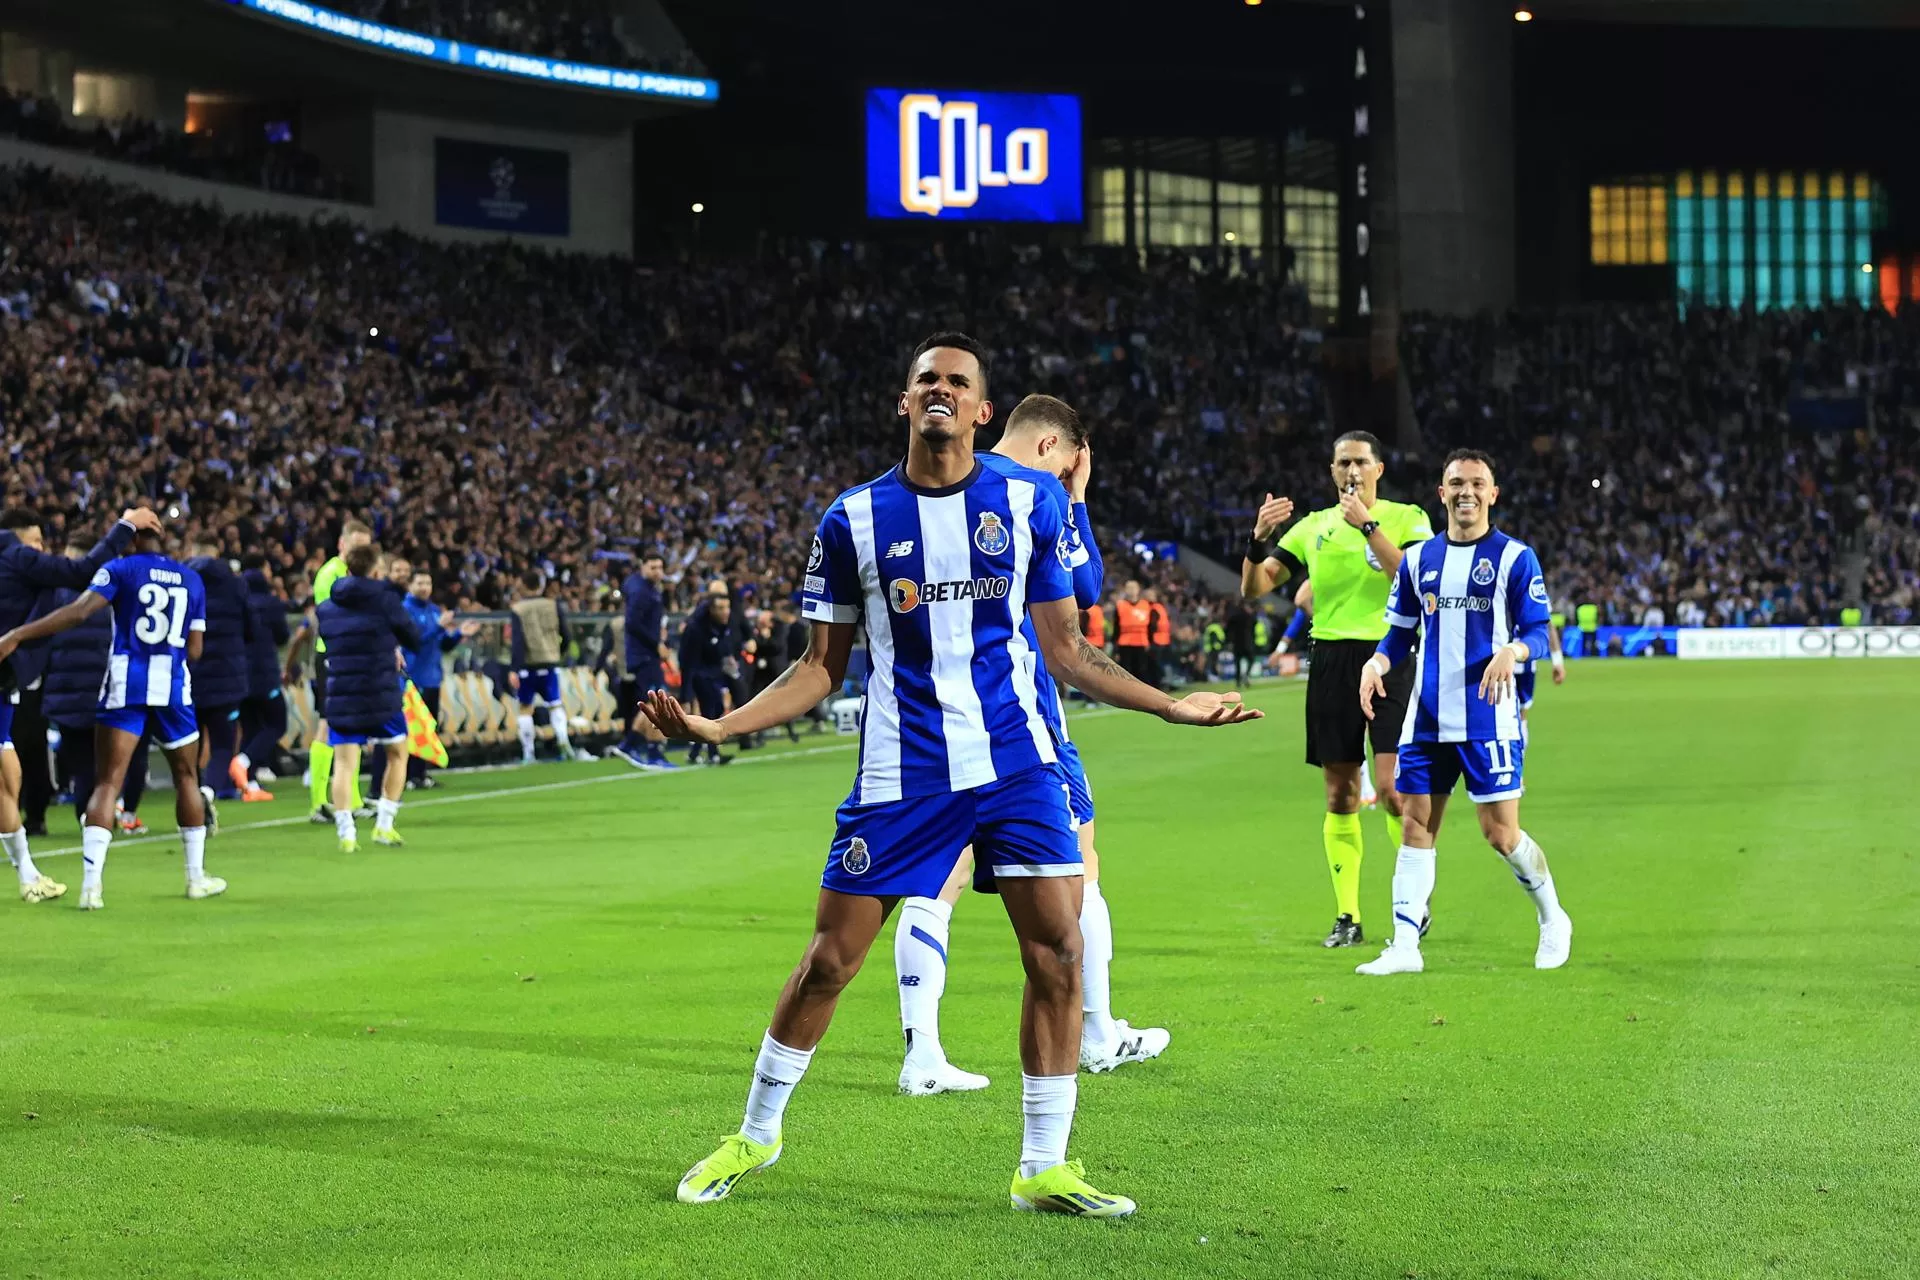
[89,553,207,710]
[803,458,1075,804]
[1378,529,1550,745]
[977,453,1103,747]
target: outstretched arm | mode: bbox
[1029,598,1261,726]
[646,620,854,745]
[1241,493,1303,599]
[0,591,109,660]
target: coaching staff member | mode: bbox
[1241,430,1433,949]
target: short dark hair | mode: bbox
[520,569,544,592]
[641,553,664,566]
[1006,394,1088,448]
[241,552,268,571]
[1333,430,1384,462]
[344,544,380,577]
[1443,448,1498,483]
[910,331,991,396]
[0,507,43,532]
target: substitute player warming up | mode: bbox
[1355,449,1573,975]
[651,334,1259,1218]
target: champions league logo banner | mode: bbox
[866,88,1083,223]
[434,139,570,236]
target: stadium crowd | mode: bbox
[0,90,353,202]
[2,162,1915,661]
[337,0,707,75]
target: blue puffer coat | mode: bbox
[315,575,419,733]
[186,555,255,708]
[39,586,112,728]
[243,569,292,698]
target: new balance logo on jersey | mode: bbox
[1422,570,1439,584]
[889,576,1012,612]
[886,540,915,559]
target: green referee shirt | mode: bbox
[1276,500,1434,642]
[311,555,349,654]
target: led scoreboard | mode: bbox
[866,88,1083,223]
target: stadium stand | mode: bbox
[1,161,1914,672]
[333,0,706,75]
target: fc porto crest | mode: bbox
[1471,558,1496,586]
[974,511,1010,556]
[842,837,871,876]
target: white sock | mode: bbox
[181,826,206,881]
[335,808,356,842]
[1390,845,1437,948]
[1019,1074,1078,1178]
[374,797,400,833]
[517,714,536,761]
[234,751,251,774]
[81,824,111,892]
[741,1031,813,1146]
[894,896,952,1064]
[1079,881,1116,1045]
[3,828,37,884]
[549,706,572,754]
[1501,830,1562,923]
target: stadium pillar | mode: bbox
[1387,0,1517,313]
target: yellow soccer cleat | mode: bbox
[372,828,405,848]
[338,836,359,854]
[1009,1159,1136,1217]
[675,1132,782,1204]
[21,874,67,904]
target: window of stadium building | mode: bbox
[1651,170,1880,309]
[1085,166,1339,309]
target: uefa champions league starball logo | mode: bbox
[842,837,871,875]
[489,157,516,201]
[807,537,823,571]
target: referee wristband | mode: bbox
[1246,533,1274,563]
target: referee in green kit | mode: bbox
[1241,431,1434,948]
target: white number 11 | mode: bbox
[1482,740,1516,773]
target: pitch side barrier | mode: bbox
[1675,626,1920,660]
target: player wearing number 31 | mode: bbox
[1354,449,1573,975]
[0,519,228,909]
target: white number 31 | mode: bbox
[134,583,189,647]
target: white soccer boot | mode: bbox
[1535,911,1573,969]
[1356,943,1425,976]
[1080,1020,1171,1073]
[898,1057,991,1096]
[21,874,67,903]
[186,876,228,901]
[77,886,104,910]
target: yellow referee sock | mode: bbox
[309,741,333,813]
[1384,810,1404,854]
[1323,811,1364,922]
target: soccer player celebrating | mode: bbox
[652,334,1260,1218]
[893,397,1168,1097]
[508,570,589,764]
[0,519,227,908]
[1354,449,1574,975]
[0,504,157,903]
[315,545,421,852]
[287,520,373,823]
[1241,432,1434,948]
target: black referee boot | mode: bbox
[1321,914,1365,948]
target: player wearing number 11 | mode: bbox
[1354,449,1571,975]
[0,522,228,909]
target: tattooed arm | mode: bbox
[644,620,853,745]
[1028,598,1263,727]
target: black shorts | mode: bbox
[1305,638,1413,767]
[310,653,328,720]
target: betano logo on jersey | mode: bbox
[867,89,1083,223]
[1423,592,1494,615]
[889,576,1013,614]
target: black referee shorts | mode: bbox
[1305,638,1413,767]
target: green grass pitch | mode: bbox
[3,661,1915,1278]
